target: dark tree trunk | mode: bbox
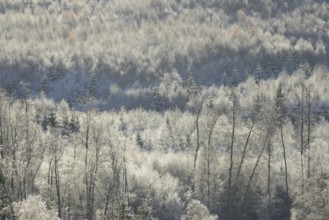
[228,92,236,207]
[300,86,304,195]
[243,129,270,209]
[281,125,289,195]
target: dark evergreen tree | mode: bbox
[48,110,57,129]
[69,116,79,133]
[150,90,164,112]
[275,84,287,125]
[136,132,144,151]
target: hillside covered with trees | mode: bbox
[0,0,329,109]
[1,0,329,219]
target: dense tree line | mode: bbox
[1,65,329,219]
[0,0,328,109]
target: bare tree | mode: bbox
[242,127,270,210]
[86,123,103,220]
[275,84,289,195]
[78,93,99,220]
[300,84,305,195]
[205,108,221,207]
[306,86,312,178]
[280,125,289,195]
[227,89,237,206]
[233,123,254,203]
[54,138,62,219]
[193,95,206,194]
[0,167,16,220]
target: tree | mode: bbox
[54,143,62,219]
[14,195,59,220]
[299,80,305,195]
[305,84,313,179]
[181,200,218,220]
[242,126,271,211]
[275,84,289,195]
[0,166,16,220]
[75,85,102,219]
[202,104,222,207]
[84,108,93,220]
[233,122,254,203]
[86,121,103,220]
[271,185,292,220]
[150,89,165,112]
[46,132,64,219]
[193,94,206,195]
[227,88,238,208]
[186,73,200,100]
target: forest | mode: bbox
[1,0,329,220]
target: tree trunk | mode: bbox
[242,128,270,209]
[206,111,220,207]
[267,139,271,219]
[47,160,53,199]
[228,92,236,206]
[193,96,205,194]
[0,104,3,149]
[54,149,62,219]
[233,123,254,205]
[307,88,311,178]
[281,125,289,195]
[85,110,91,220]
[104,181,114,218]
[235,123,254,185]
[88,127,102,220]
[0,168,16,220]
[300,86,304,195]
